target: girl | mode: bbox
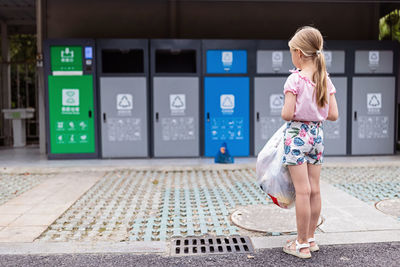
[281,26,338,259]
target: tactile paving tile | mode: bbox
[38,165,400,242]
[321,166,400,205]
[0,173,50,206]
[38,168,270,242]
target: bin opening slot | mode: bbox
[102,49,144,73]
[155,49,196,73]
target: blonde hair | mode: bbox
[288,26,327,108]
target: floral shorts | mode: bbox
[282,121,324,166]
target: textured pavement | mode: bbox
[1,163,398,243]
[0,156,399,263]
[0,172,50,206]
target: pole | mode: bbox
[36,0,46,154]
[1,21,11,146]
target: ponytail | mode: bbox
[313,52,328,108]
[289,26,329,108]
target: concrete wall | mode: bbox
[45,0,380,40]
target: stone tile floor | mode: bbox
[33,165,400,242]
[0,172,51,206]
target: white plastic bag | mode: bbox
[256,123,295,209]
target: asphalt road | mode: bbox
[1,242,399,267]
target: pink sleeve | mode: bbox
[327,76,336,95]
[283,74,298,95]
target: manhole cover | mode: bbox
[231,204,323,233]
[170,236,254,256]
[375,199,400,218]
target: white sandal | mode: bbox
[283,240,311,259]
[308,237,320,252]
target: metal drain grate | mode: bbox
[171,235,254,256]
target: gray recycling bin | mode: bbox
[150,39,201,157]
[351,42,397,155]
[254,41,293,155]
[322,44,347,156]
[97,39,149,158]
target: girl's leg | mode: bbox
[288,164,311,252]
[307,164,322,244]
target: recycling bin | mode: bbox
[203,40,255,157]
[2,108,35,147]
[150,39,201,157]
[97,39,149,158]
[44,39,99,159]
[254,40,293,155]
[351,42,397,155]
[324,76,347,155]
[321,44,347,156]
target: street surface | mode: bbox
[0,242,399,267]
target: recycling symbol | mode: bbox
[270,94,284,109]
[223,97,233,108]
[272,51,283,65]
[117,94,133,110]
[273,52,282,61]
[369,95,380,106]
[119,96,131,108]
[220,94,235,110]
[273,96,283,106]
[369,51,379,64]
[170,94,186,111]
[172,96,184,108]
[367,93,381,109]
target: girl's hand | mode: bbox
[281,92,296,121]
[327,94,338,121]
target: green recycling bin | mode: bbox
[44,39,99,159]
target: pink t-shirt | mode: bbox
[283,69,336,122]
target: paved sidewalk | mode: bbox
[0,172,103,242]
[0,148,399,255]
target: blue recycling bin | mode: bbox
[203,40,255,157]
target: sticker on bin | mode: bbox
[117,94,133,110]
[272,51,283,71]
[170,94,186,115]
[61,47,74,63]
[367,93,382,114]
[270,94,284,114]
[61,89,80,115]
[62,89,79,106]
[220,94,235,115]
[222,51,233,70]
[369,51,380,69]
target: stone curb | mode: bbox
[0,241,167,255]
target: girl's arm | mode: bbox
[326,94,338,121]
[281,92,296,121]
